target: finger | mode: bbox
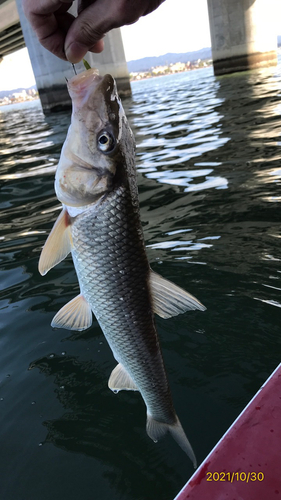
[142,0,166,16]
[64,0,147,62]
[77,0,99,15]
[33,12,75,60]
[88,39,104,53]
[23,0,73,18]
[64,0,113,62]
[23,0,74,59]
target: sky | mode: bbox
[0,0,211,92]
[121,0,211,61]
[0,47,35,91]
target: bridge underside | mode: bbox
[0,22,24,60]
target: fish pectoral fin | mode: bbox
[146,414,197,468]
[51,294,92,331]
[150,270,206,318]
[38,208,72,276]
[108,363,139,393]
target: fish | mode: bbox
[38,67,206,468]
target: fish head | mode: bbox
[55,68,134,207]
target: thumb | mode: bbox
[64,0,122,62]
[64,0,156,63]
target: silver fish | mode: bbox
[39,68,206,467]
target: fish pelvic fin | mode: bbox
[108,363,139,393]
[51,294,92,331]
[146,414,197,468]
[39,209,72,276]
[150,270,206,319]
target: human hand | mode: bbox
[23,0,165,63]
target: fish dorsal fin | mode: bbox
[38,209,72,276]
[108,363,139,393]
[150,270,206,318]
[51,294,92,331]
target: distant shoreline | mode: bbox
[0,97,40,111]
[0,94,39,107]
[129,60,212,82]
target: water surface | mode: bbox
[0,66,281,500]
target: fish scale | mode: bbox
[70,183,176,424]
[39,69,203,466]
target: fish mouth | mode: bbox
[67,68,117,111]
[67,68,102,97]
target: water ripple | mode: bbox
[1,66,281,500]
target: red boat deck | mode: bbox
[174,363,281,500]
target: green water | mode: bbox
[0,66,280,500]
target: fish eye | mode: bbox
[97,130,115,153]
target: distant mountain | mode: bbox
[0,85,37,100]
[127,48,212,73]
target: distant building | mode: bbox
[12,90,27,100]
[0,88,38,106]
[152,65,169,75]
[129,58,212,82]
[170,62,186,72]
[0,96,11,105]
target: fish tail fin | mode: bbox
[146,414,197,468]
[169,417,197,468]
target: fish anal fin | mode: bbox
[150,270,206,319]
[146,414,197,468]
[51,294,92,331]
[39,208,72,276]
[108,363,139,393]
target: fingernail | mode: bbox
[65,41,88,63]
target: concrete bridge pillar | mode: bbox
[207,0,278,75]
[15,0,131,113]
